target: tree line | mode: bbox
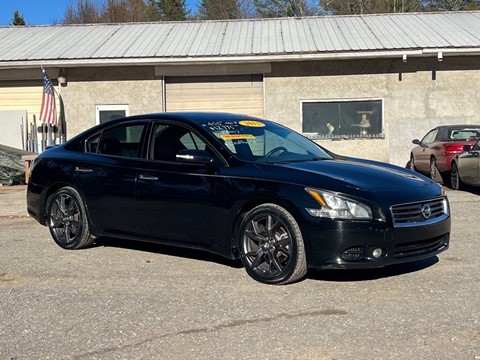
[10,0,480,26]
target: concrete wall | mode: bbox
[60,66,163,137]
[265,57,480,166]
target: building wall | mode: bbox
[61,66,163,137]
[265,57,480,166]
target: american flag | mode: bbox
[39,69,57,125]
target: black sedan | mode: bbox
[451,139,480,190]
[27,112,450,284]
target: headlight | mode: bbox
[305,188,373,220]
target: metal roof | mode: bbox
[1,11,480,68]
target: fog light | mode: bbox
[372,248,383,258]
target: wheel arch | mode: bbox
[229,195,306,259]
[42,182,94,231]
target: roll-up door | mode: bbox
[165,75,264,117]
[0,82,43,117]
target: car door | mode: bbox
[414,129,438,173]
[135,121,227,247]
[458,141,480,185]
[72,121,147,235]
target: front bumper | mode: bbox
[303,215,450,269]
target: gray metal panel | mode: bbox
[1,12,480,63]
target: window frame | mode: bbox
[301,98,385,140]
[95,104,129,125]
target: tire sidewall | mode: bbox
[239,204,304,285]
[46,186,90,250]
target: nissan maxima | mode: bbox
[27,112,450,284]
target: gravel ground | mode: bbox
[0,186,479,360]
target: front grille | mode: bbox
[394,235,448,259]
[390,198,448,227]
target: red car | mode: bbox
[409,125,480,183]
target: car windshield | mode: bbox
[200,119,332,163]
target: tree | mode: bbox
[63,0,159,24]
[100,0,158,22]
[424,0,480,10]
[197,0,242,19]
[321,0,425,14]
[254,0,318,17]
[11,9,26,25]
[63,0,101,24]
[151,0,189,21]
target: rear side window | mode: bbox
[86,123,145,158]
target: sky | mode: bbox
[0,0,198,26]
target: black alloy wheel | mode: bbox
[46,187,95,250]
[450,162,462,190]
[239,204,307,285]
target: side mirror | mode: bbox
[412,139,421,145]
[463,145,473,152]
[176,149,214,164]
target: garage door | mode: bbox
[0,82,43,117]
[165,75,264,117]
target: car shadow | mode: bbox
[94,236,244,269]
[307,256,439,282]
[94,236,439,282]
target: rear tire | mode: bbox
[46,187,95,250]
[239,204,307,285]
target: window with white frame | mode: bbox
[302,99,383,139]
[95,105,129,125]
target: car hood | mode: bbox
[268,157,436,193]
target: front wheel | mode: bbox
[239,204,307,285]
[450,162,462,190]
[430,158,440,182]
[409,155,416,172]
[46,186,95,250]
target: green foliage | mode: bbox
[197,0,242,19]
[11,9,26,25]
[254,0,317,17]
[151,0,189,21]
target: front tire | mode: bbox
[409,155,416,171]
[239,204,307,285]
[450,162,462,190]
[46,186,95,250]
[430,157,440,182]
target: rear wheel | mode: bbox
[239,204,307,285]
[450,162,462,190]
[46,187,95,249]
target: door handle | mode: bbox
[75,167,93,173]
[138,174,158,181]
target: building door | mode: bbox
[165,75,264,117]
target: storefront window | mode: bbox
[302,100,383,139]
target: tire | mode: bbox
[239,203,307,285]
[450,162,462,190]
[409,155,416,172]
[430,158,440,182]
[46,186,95,250]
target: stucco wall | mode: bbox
[60,66,163,137]
[265,57,480,166]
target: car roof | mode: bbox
[433,124,480,130]
[117,112,265,124]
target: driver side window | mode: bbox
[149,123,218,163]
[421,130,438,145]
